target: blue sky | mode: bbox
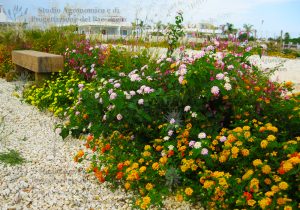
[1,0,300,38]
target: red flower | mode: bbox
[87,134,94,141]
[243,191,253,201]
[85,143,90,149]
[277,167,285,175]
[95,171,105,183]
[116,172,124,180]
[168,150,174,157]
[105,144,111,151]
[117,163,124,171]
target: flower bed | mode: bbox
[22,25,300,209]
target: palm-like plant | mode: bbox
[224,23,237,37]
[243,24,254,39]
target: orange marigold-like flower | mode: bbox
[77,150,84,158]
[261,140,268,148]
[253,159,263,167]
[262,165,272,174]
[231,146,239,154]
[258,198,272,209]
[241,149,250,156]
[267,135,276,141]
[247,199,256,206]
[278,181,289,190]
[139,166,146,173]
[124,182,130,190]
[282,162,293,172]
[185,187,193,196]
[145,183,153,191]
[152,162,160,170]
[264,178,272,185]
[142,196,151,204]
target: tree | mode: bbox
[224,23,237,37]
[243,24,253,39]
[284,32,290,44]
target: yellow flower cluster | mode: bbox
[258,197,271,209]
[180,158,197,172]
[185,187,193,196]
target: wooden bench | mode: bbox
[12,50,64,81]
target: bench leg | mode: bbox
[15,65,24,73]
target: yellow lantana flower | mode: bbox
[185,187,193,196]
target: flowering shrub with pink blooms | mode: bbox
[24,27,300,209]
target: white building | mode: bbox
[77,16,133,40]
[0,4,11,25]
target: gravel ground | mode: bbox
[0,79,201,210]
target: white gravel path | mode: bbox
[0,79,200,210]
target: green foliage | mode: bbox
[23,70,85,117]
[20,19,300,209]
[0,150,25,166]
[166,11,185,57]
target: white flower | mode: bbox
[224,76,230,83]
[114,83,121,88]
[119,72,126,77]
[126,91,134,97]
[163,136,170,141]
[194,142,202,149]
[138,99,144,105]
[166,58,172,62]
[95,92,100,99]
[110,92,117,100]
[201,148,209,155]
[198,132,206,139]
[144,86,154,94]
[220,136,227,142]
[168,130,174,136]
[107,105,115,111]
[216,73,224,80]
[141,65,148,70]
[191,112,197,118]
[108,89,114,94]
[99,98,103,104]
[184,106,191,112]
[194,51,205,59]
[170,118,176,124]
[129,73,141,82]
[116,114,123,121]
[245,46,252,52]
[178,64,187,75]
[227,65,234,70]
[168,145,174,150]
[178,76,184,84]
[224,83,232,91]
[102,114,106,121]
[211,86,220,96]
